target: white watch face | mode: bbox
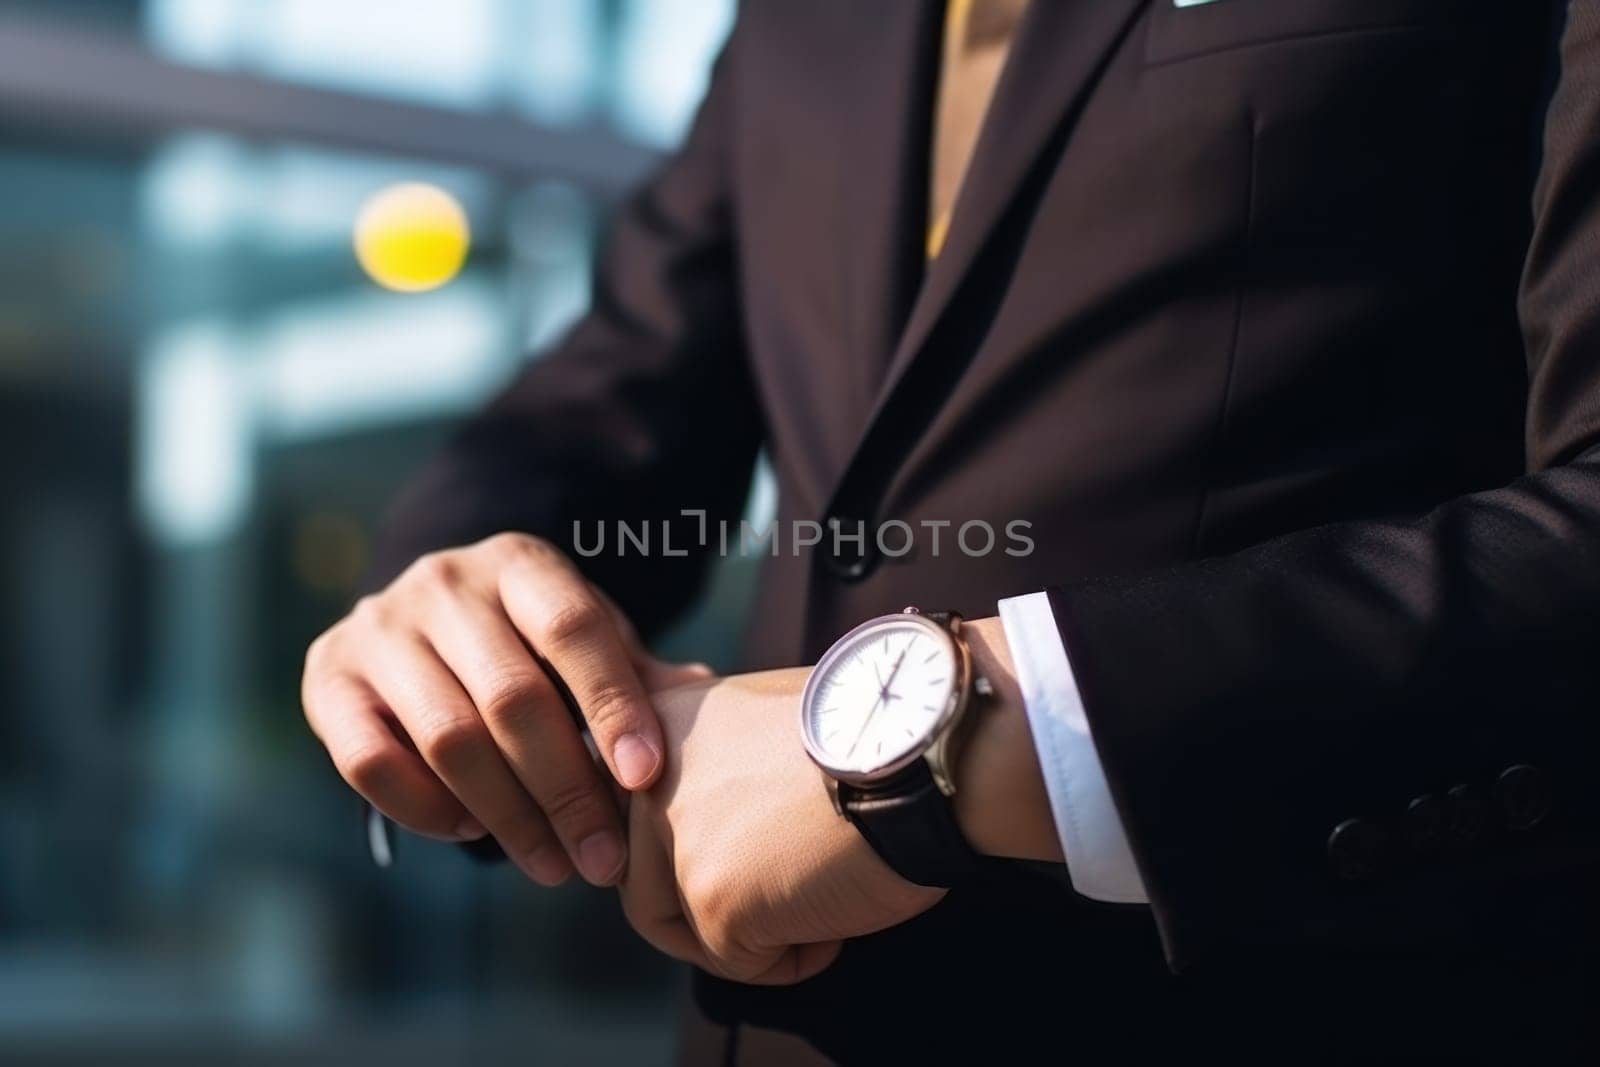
[801,613,961,781]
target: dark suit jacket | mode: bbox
[370,1,1600,1060]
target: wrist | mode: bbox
[954,616,1063,862]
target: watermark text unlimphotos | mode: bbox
[572,512,1034,559]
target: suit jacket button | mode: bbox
[821,513,876,581]
[1405,794,1447,854]
[1493,764,1553,830]
[1328,818,1388,881]
[1445,784,1487,845]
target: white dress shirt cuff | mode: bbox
[997,591,1148,904]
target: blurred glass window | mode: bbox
[613,0,735,145]
[0,2,740,1059]
[146,0,502,109]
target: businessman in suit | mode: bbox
[302,1,1600,1061]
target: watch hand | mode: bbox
[880,645,911,700]
[850,643,912,759]
[846,691,885,759]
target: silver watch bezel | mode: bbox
[798,608,974,789]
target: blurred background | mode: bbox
[0,1,764,1062]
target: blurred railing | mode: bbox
[0,13,662,193]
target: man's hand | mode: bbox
[620,670,945,985]
[302,532,709,887]
[618,617,1059,985]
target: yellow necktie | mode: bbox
[927,0,1030,259]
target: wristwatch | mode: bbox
[799,607,992,887]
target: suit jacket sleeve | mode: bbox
[363,28,759,637]
[1049,5,1600,972]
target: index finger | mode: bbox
[497,553,664,790]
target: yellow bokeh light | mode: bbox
[353,182,470,293]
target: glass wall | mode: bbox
[0,1,746,1062]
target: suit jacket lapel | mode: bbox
[835,1,945,414]
[864,0,1150,422]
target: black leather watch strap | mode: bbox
[839,759,981,888]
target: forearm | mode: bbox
[952,616,1063,864]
